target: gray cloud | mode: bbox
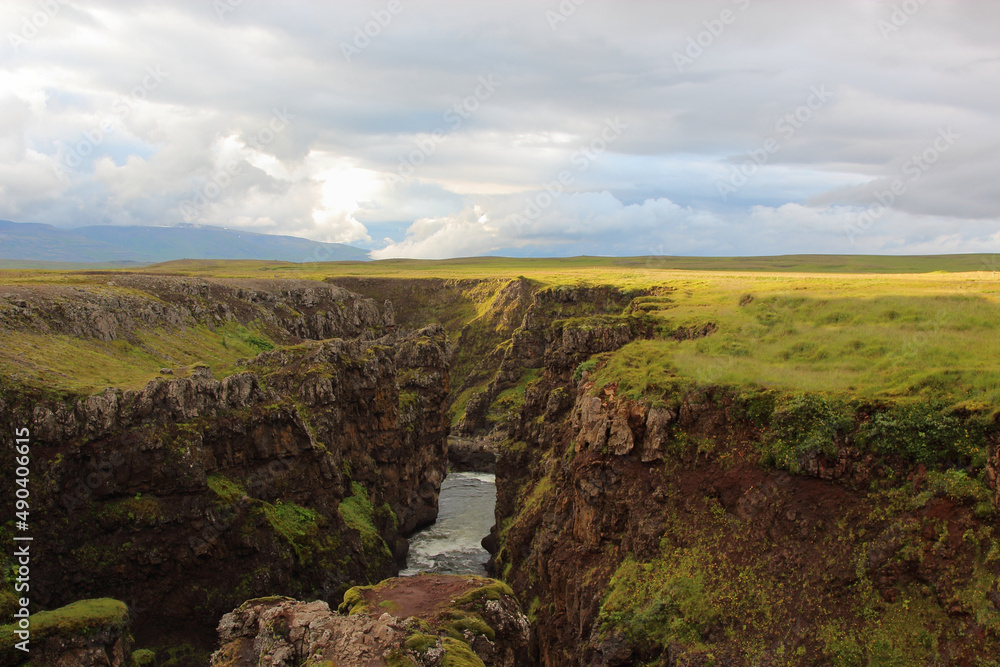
[0,0,998,256]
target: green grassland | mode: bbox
[2,255,1000,408]
[135,256,1000,410]
[588,273,1000,409]
[133,253,1000,279]
[0,321,273,397]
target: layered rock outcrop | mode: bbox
[0,278,451,655]
[0,599,131,667]
[487,293,1000,665]
[447,436,497,473]
[457,285,652,435]
[0,276,387,343]
[212,576,531,666]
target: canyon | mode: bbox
[0,266,998,665]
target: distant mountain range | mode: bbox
[0,220,370,265]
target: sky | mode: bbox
[1,0,998,259]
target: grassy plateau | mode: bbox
[4,254,998,409]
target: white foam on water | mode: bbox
[462,472,497,484]
[400,471,497,576]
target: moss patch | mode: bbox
[207,474,247,504]
[405,631,438,653]
[131,648,156,666]
[0,598,128,658]
[338,585,376,615]
[338,482,392,579]
[440,636,487,667]
[441,610,495,642]
[452,580,515,607]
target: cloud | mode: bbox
[373,195,1000,259]
[0,0,998,257]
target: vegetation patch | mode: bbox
[574,357,600,382]
[338,584,377,615]
[486,368,542,427]
[263,501,319,544]
[218,321,274,354]
[440,636,487,667]
[759,393,852,472]
[207,474,247,504]
[441,610,495,642]
[93,493,162,525]
[600,552,721,649]
[0,320,274,396]
[338,482,392,578]
[398,389,420,411]
[0,598,128,658]
[404,631,438,653]
[857,402,988,466]
[131,648,156,666]
[257,500,340,567]
[147,642,214,667]
[917,469,996,518]
[452,580,515,607]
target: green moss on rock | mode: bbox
[442,610,495,642]
[440,637,487,667]
[338,481,392,578]
[337,585,376,615]
[131,648,156,666]
[206,475,247,504]
[452,580,514,607]
[0,598,128,659]
[404,631,438,653]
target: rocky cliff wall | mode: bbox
[211,575,531,667]
[0,275,390,344]
[489,298,1000,665]
[457,284,651,436]
[0,277,449,654]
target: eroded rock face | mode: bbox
[986,433,1000,510]
[0,276,388,344]
[0,282,451,652]
[448,435,497,472]
[212,576,532,667]
[489,320,1000,665]
[458,285,652,436]
[212,598,408,666]
[25,628,129,667]
[32,370,266,443]
[0,599,132,667]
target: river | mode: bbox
[400,471,496,576]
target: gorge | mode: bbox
[1,261,999,665]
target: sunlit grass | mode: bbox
[3,256,1000,407]
[588,279,1000,408]
[0,322,272,396]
